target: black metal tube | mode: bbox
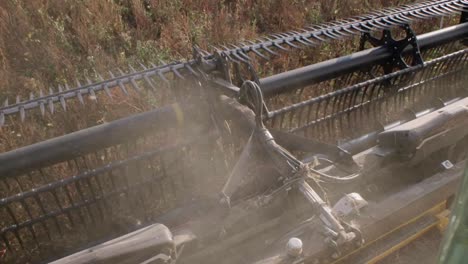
[260,23,468,97]
[0,104,202,179]
[339,97,463,155]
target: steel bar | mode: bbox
[339,97,463,155]
[259,23,468,97]
[0,103,205,179]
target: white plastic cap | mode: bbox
[286,237,303,257]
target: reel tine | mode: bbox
[157,71,170,85]
[143,74,157,91]
[19,107,25,123]
[74,180,97,225]
[272,42,289,52]
[108,70,126,95]
[138,61,148,70]
[48,88,55,114]
[242,50,258,63]
[251,47,270,60]
[284,39,301,49]
[184,63,200,77]
[172,67,185,80]
[85,76,97,102]
[102,83,113,98]
[93,174,111,218]
[226,53,241,64]
[18,200,41,246]
[322,29,341,40]
[433,5,454,16]
[51,189,75,227]
[76,90,85,105]
[92,72,112,98]
[295,36,315,47]
[5,205,25,249]
[0,112,4,127]
[260,44,279,56]
[32,194,62,237]
[58,85,67,111]
[409,10,429,20]
[310,32,327,42]
[108,70,116,78]
[38,90,46,116]
[15,96,25,122]
[80,168,105,221]
[89,88,98,101]
[295,103,307,130]
[63,180,87,227]
[386,14,408,25]
[117,68,126,76]
[340,22,359,35]
[231,51,250,64]
[130,77,142,92]
[128,64,137,73]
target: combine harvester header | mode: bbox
[1,0,468,263]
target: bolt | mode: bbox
[287,237,303,257]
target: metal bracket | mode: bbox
[359,24,424,74]
[192,45,215,73]
[230,57,260,89]
[237,65,262,108]
[214,51,232,83]
[193,45,232,82]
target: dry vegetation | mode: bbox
[0,0,413,96]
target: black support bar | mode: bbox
[0,103,205,179]
[260,23,468,97]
